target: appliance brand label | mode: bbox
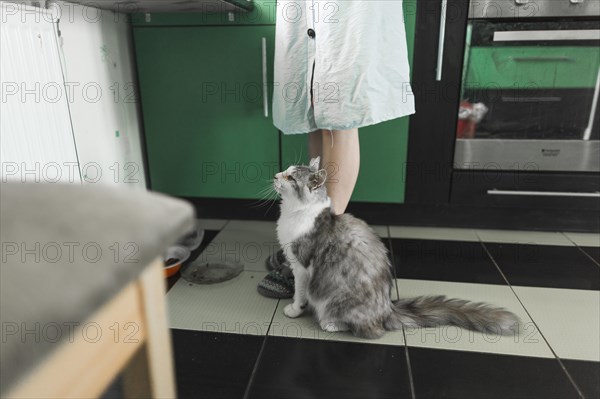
[541,149,560,157]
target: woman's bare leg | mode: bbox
[321,129,360,215]
[308,129,322,159]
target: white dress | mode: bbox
[272,0,416,135]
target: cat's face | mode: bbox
[273,157,327,203]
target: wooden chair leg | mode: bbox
[123,259,176,399]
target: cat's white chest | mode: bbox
[276,211,312,247]
[276,201,330,247]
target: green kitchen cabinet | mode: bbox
[134,25,278,199]
[281,0,416,203]
[136,0,416,202]
[132,0,277,27]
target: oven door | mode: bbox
[453,19,600,173]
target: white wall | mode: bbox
[0,1,147,188]
[1,2,81,183]
[53,0,146,188]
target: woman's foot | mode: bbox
[257,250,295,298]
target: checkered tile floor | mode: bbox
[163,219,599,399]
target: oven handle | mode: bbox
[487,189,600,198]
[494,30,600,42]
[435,0,447,81]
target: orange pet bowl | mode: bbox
[163,245,191,278]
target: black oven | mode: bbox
[453,0,600,173]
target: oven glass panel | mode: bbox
[454,20,600,172]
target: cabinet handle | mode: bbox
[435,0,447,81]
[583,67,600,140]
[262,37,268,118]
[487,189,600,198]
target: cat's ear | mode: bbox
[310,169,327,191]
[309,156,320,172]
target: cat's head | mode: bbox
[273,157,328,204]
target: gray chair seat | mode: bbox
[0,182,194,396]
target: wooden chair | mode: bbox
[1,183,195,398]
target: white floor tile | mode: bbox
[389,226,479,242]
[167,271,277,336]
[476,229,574,246]
[563,232,600,248]
[397,279,554,358]
[513,286,600,362]
[269,287,404,346]
[200,223,279,272]
[216,221,387,269]
[370,225,389,238]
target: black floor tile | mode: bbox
[485,243,600,290]
[408,347,580,399]
[171,329,263,399]
[167,230,220,291]
[562,359,600,399]
[580,246,600,264]
[248,336,412,399]
[390,239,506,285]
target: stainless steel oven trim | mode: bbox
[493,30,600,42]
[469,0,600,19]
[454,139,600,172]
[487,189,600,197]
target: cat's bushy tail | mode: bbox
[385,295,520,335]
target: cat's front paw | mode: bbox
[283,303,304,318]
[320,321,348,333]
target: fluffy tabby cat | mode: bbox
[274,157,520,339]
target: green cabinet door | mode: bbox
[134,25,278,199]
[132,1,277,26]
[280,0,416,203]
